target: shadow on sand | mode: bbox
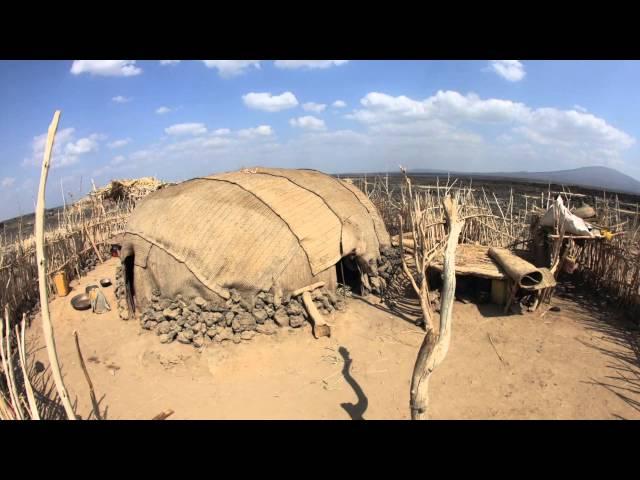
[338,347,368,420]
[555,278,640,416]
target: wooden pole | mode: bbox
[17,313,40,419]
[301,291,331,339]
[410,194,463,420]
[35,111,76,420]
[73,330,102,420]
[85,224,105,264]
[1,307,23,419]
[60,179,66,212]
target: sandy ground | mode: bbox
[27,258,640,420]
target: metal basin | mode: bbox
[71,293,92,311]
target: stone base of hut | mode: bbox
[114,264,347,348]
[113,243,408,350]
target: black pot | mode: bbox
[71,293,92,311]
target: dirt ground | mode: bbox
[27,258,640,420]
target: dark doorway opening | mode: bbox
[124,255,136,314]
[336,255,363,295]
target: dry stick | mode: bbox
[1,307,23,419]
[487,333,506,366]
[0,391,14,420]
[291,281,325,297]
[400,171,435,328]
[152,409,175,420]
[410,195,463,420]
[84,225,104,264]
[399,215,434,332]
[35,111,76,420]
[16,314,40,419]
[492,192,507,245]
[301,291,331,339]
[72,330,102,420]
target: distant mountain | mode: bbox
[411,166,640,195]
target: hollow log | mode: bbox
[488,247,543,288]
[391,232,415,247]
[392,237,415,249]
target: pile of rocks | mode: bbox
[114,265,129,320]
[375,246,406,303]
[377,246,403,278]
[368,246,402,296]
[129,285,346,348]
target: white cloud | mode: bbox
[1,177,16,188]
[108,138,131,149]
[242,91,298,112]
[23,128,104,168]
[112,95,132,103]
[237,125,274,138]
[165,136,234,155]
[332,100,347,108]
[165,123,208,136]
[489,60,526,82]
[112,155,126,165]
[514,108,635,151]
[573,104,587,113]
[289,116,326,131]
[96,124,284,181]
[65,134,101,156]
[302,102,327,113]
[156,106,172,115]
[274,60,349,70]
[70,60,142,77]
[160,60,180,66]
[346,89,634,169]
[202,60,261,78]
[80,88,637,187]
[350,90,530,125]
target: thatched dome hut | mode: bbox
[120,167,390,312]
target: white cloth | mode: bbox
[540,196,593,236]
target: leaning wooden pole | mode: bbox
[410,194,463,420]
[35,110,76,420]
[73,331,102,420]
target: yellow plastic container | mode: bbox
[53,271,70,297]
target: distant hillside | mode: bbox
[411,166,640,195]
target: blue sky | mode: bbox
[1,59,639,221]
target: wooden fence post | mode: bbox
[35,110,76,420]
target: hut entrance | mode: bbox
[124,255,136,314]
[336,255,362,294]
